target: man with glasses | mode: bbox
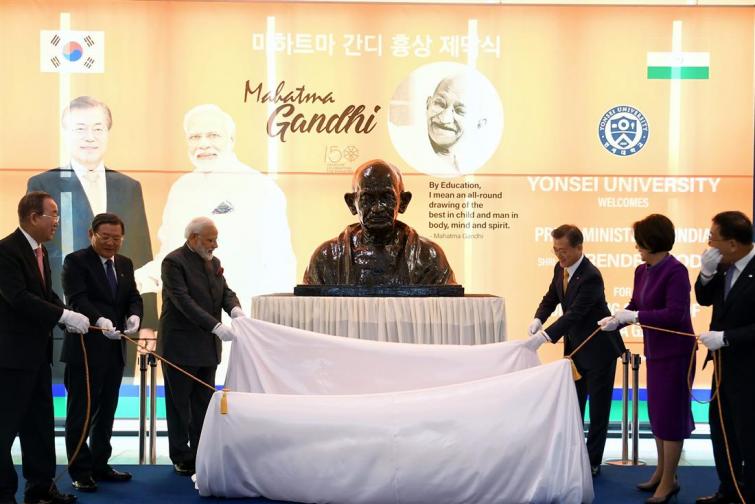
[158,216,241,476]
[60,213,143,493]
[695,211,755,504]
[27,96,157,376]
[526,224,625,477]
[0,191,89,504]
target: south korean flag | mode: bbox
[40,30,105,73]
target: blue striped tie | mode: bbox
[105,259,118,297]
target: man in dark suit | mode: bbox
[158,216,243,475]
[695,211,755,504]
[26,96,158,379]
[0,192,89,504]
[527,224,625,477]
[61,213,144,493]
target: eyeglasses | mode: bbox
[71,126,108,138]
[708,234,728,243]
[38,214,60,224]
[94,233,124,244]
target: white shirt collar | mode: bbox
[565,254,584,279]
[733,245,755,273]
[70,159,105,179]
[19,227,40,250]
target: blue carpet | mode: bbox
[15,465,720,503]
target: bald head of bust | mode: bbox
[344,159,413,241]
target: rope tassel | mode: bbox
[567,357,582,381]
[220,388,229,415]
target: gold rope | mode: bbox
[629,322,744,503]
[120,333,216,392]
[634,323,717,404]
[52,333,92,489]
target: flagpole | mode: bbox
[58,12,71,168]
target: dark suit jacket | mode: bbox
[61,246,143,367]
[535,256,625,371]
[27,166,157,329]
[158,244,240,367]
[0,228,65,369]
[695,253,755,381]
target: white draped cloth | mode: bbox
[196,318,594,504]
[251,295,506,344]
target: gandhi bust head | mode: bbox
[344,160,412,245]
[303,159,456,286]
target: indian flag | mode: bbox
[647,52,709,80]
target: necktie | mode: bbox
[562,268,569,294]
[724,264,736,300]
[35,246,45,288]
[105,259,118,297]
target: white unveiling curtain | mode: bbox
[225,318,535,394]
[196,318,594,504]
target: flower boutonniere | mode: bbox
[216,266,224,277]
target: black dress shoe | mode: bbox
[696,492,739,504]
[591,465,601,477]
[71,476,97,492]
[93,467,132,482]
[25,485,77,504]
[173,462,195,476]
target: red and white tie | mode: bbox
[35,246,46,288]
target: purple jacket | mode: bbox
[626,254,696,360]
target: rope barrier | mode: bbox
[52,333,92,489]
[56,321,744,503]
[617,321,744,504]
[53,325,227,490]
[632,323,717,405]
[118,333,230,414]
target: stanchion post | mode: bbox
[138,354,147,465]
[148,353,158,464]
[631,353,646,466]
[607,349,632,466]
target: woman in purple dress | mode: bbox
[599,214,695,504]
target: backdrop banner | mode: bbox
[1,1,753,387]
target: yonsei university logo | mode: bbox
[598,105,649,157]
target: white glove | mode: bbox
[59,309,89,334]
[597,316,619,332]
[527,318,543,336]
[124,315,140,335]
[614,309,638,325]
[212,323,235,342]
[230,306,246,319]
[700,248,723,277]
[96,317,121,340]
[524,330,549,351]
[700,330,725,351]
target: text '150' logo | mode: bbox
[598,105,649,156]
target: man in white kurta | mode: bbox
[135,104,296,317]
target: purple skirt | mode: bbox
[646,355,695,441]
